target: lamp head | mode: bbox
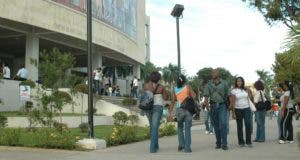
[171,4,184,17]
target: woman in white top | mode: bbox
[278,81,295,144]
[231,77,253,147]
[143,71,168,153]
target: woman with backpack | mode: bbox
[143,71,168,153]
[278,81,295,144]
[169,75,196,153]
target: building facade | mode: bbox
[0,0,147,81]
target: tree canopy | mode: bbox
[242,0,300,33]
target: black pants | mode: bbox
[280,108,293,141]
[235,108,252,145]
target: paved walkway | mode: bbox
[0,118,299,160]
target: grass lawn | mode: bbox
[70,125,147,140]
[0,111,104,117]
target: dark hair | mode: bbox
[2,62,7,66]
[149,71,161,83]
[235,76,246,90]
[176,75,186,88]
[283,80,295,99]
[254,80,264,91]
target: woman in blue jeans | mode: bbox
[169,75,196,153]
[143,71,168,153]
[253,80,266,142]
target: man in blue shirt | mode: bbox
[15,66,28,81]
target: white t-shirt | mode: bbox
[254,90,267,103]
[3,66,10,79]
[283,91,294,108]
[231,88,250,109]
[133,78,138,87]
[94,70,102,81]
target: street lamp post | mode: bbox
[87,0,94,139]
[171,4,184,75]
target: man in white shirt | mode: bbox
[15,66,28,81]
[93,67,103,95]
[2,62,11,79]
[132,76,138,98]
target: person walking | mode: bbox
[169,75,196,153]
[203,69,231,150]
[278,81,295,144]
[132,76,139,98]
[204,106,214,135]
[253,80,267,142]
[143,71,168,153]
[231,77,253,148]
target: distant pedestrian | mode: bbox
[169,75,196,153]
[14,66,28,81]
[132,76,139,98]
[278,81,295,144]
[231,77,253,148]
[143,71,168,153]
[2,62,11,79]
[253,80,266,142]
[204,106,214,135]
[203,69,231,150]
[93,67,103,95]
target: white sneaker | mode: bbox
[278,140,285,144]
[209,132,214,135]
[205,131,209,134]
[287,140,295,144]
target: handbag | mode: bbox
[180,86,198,115]
[138,84,160,110]
[180,96,198,115]
[248,97,256,112]
[255,91,271,111]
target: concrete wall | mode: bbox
[0,79,26,111]
[0,80,148,126]
[0,0,146,64]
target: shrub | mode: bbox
[0,115,7,128]
[85,107,97,114]
[128,115,139,125]
[122,97,137,106]
[19,80,36,88]
[106,126,138,146]
[159,123,177,137]
[112,111,128,126]
[28,128,75,149]
[79,123,89,133]
[74,84,88,94]
[53,122,69,134]
[0,128,21,146]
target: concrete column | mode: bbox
[25,33,39,81]
[133,64,141,79]
[92,49,102,70]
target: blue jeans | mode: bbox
[211,103,228,146]
[255,110,266,142]
[204,110,214,133]
[235,107,252,145]
[176,108,192,152]
[145,105,163,153]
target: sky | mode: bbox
[146,0,289,83]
